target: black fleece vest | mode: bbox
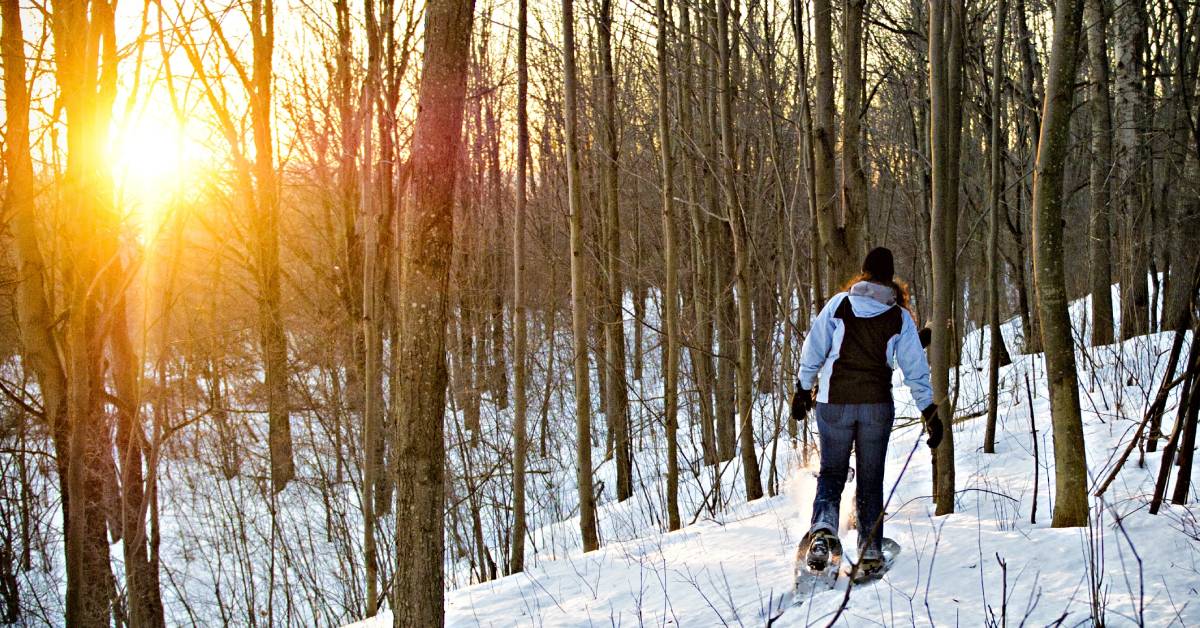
[826,297,902,404]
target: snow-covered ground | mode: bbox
[354,283,1200,627]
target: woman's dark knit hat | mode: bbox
[863,247,895,283]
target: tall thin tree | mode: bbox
[47,0,124,621]
[717,0,764,501]
[1031,0,1090,529]
[361,0,385,612]
[248,0,294,493]
[677,2,719,467]
[1085,0,1115,347]
[597,0,632,502]
[928,0,960,515]
[2,2,99,623]
[392,0,477,622]
[562,0,600,552]
[840,0,867,257]
[812,0,847,280]
[657,0,682,531]
[1114,0,1150,340]
[985,0,1010,455]
[509,0,530,574]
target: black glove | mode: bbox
[921,404,943,449]
[918,327,932,349]
[791,387,814,423]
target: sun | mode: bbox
[110,113,191,237]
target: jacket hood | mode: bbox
[846,281,896,317]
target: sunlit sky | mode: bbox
[41,0,467,236]
[10,0,1056,246]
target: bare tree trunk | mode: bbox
[1115,0,1150,340]
[752,277,778,394]
[361,0,384,612]
[678,2,719,467]
[713,274,736,460]
[392,0,476,623]
[717,0,764,501]
[597,0,632,502]
[1172,372,1200,504]
[509,0,530,575]
[46,0,123,622]
[840,0,867,259]
[1006,198,1037,353]
[792,0,823,309]
[334,0,366,425]
[701,1,735,464]
[657,0,682,531]
[561,0,600,553]
[205,257,241,480]
[1085,0,1115,347]
[813,0,850,281]
[715,248,737,462]
[1032,0,1089,529]
[928,0,958,515]
[633,267,646,384]
[945,0,966,367]
[1014,0,1044,355]
[1169,274,1200,501]
[909,7,935,316]
[1160,9,1199,336]
[246,0,294,493]
[985,0,1010,455]
[2,2,87,622]
[375,0,406,520]
[755,0,785,397]
[109,280,167,628]
[485,94,508,411]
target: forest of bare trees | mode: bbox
[1,0,1198,625]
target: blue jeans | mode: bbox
[808,402,894,555]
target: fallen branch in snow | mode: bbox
[1150,328,1200,513]
[1093,354,1195,497]
[687,455,739,527]
[952,409,988,424]
[888,487,1020,518]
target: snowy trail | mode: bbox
[351,287,1200,626]
[356,388,1200,626]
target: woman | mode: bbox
[790,247,942,579]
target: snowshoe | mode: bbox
[848,537,901,584]
[768,532,855,622]
[788,530,842,606]
[805,529,841,572]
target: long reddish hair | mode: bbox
[841,272,917,321]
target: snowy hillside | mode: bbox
[352,288,1200,627]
